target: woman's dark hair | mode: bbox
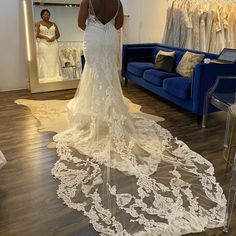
[40,9,51,19]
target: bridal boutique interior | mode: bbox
[1,0,236,235]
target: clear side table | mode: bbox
[61,65,77,79]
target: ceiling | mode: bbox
[33,0,81,4]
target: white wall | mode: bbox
[0,0,169,91]
[0,0,28,91]
[122,0,169,43]
[34,6,84,42]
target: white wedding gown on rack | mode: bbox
[52,1,226,235]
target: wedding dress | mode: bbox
[0,150,6,169]
[52,1,226,235]
[37,24,63,83]
[163,0,236,53]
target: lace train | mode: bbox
[52,113,226,235]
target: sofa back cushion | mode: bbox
[153,45,218,65]
[127,62,154,77]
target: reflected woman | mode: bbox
[35,9,63,83]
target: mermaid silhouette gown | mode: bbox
[37,24,63,83]
[51,1,226,235]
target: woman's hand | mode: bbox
[49,36,56,42]
[45,36,51,42]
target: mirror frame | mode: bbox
[23,0,80,93]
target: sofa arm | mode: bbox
[192,63,236,115]
[122,44,157,77]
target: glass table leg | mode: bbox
[201,115,207,128]
[223,172,236,233]
[202,92,210,128]
[224,150,236,233]
[224,111,232,148]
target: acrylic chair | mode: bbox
[223,104,236,233]
[201,76,236,148]
[224,105,236,172]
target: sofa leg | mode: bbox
[125,77,128,86]
[201,115,207,128]
[197,115,202,125]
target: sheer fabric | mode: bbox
[0,151,6,169]
[52,1,226,235]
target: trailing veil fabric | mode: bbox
[0,151,7,169]
[52,1,226,235]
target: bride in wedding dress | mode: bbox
[35,9,63,83]
[52,0,226,235]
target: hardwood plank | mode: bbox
[0,83,235,236]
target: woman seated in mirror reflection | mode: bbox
[51,0,226,235]
[35,9,64,83]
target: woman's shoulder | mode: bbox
[35,21,41,28]
[81,0,89,4]
[50,21,58,28]
[80,0,89,8]
[35,21,44,26]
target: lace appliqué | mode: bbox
[51,5,226,235]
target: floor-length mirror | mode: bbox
[23,0,84,93]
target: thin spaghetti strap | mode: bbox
[89,0,96,16]
[114,0,120,19]
[88,0,120,24]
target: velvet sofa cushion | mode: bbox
[143,69,179,87]
[127,62,154,77]
[163,77,192,100]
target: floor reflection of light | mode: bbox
[11,111,56,175]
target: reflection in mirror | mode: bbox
[23,0,84,93]
[33,1,83,83]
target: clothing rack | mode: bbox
[33,2,80,7]
[163,0,236,53]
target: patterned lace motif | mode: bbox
[51,2,226,235]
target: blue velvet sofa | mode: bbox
[122,43,236,119]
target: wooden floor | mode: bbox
[0,81,235,236]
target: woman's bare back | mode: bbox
[90,0,119,24]
[78,0,123,30]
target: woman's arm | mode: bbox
[54,23,60,39]
[78,0,89,30]
[115,1,124,30]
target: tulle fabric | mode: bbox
[51,10,226,236]
[0,151,6,169]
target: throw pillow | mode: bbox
[176,51,205,77]
[155,50,175,73]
